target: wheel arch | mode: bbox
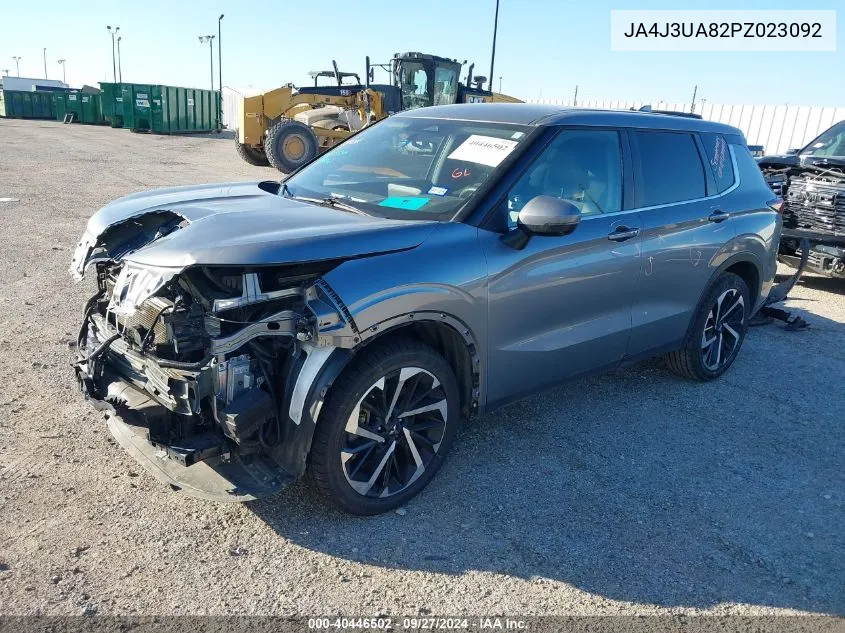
[353,316,480,421]
[683,252,762,344]
[723,259,761,309]
[282,314,481,478]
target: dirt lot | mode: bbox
[0,119,843,617]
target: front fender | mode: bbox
[289,223,489,440]
[319,222,487,337]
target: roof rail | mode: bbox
[633,105,703,120]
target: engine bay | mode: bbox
[76,259,342,473]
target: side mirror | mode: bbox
[785,148,800,155]
[518,195,581,236]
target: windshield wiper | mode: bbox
[279,182,367,215]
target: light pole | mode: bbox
[43,48,47,79]
[117,36,123,82]
[57,59,66,84]
[106,26,119,83]
[218,14,224,126]
[498,76,502,93]
[218,14,224,91]
[488,0,500,92]
[198,35,215,91]
[12,57,21,76]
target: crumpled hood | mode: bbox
[71,181,437,278]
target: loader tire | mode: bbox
[264,119,319,173]
[234,132,270,166]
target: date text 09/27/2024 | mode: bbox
[307,617,528,630]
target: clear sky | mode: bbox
[2,0,843,106]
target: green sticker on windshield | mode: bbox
[378,196,430,210]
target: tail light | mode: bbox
[767,197,784,214]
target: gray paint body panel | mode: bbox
[482,212,643,407]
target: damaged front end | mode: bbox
[72,220,358,501]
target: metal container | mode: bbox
[99,82,126,127]
[99,82,220,133]
[79,93,107,125]
[0,90,56,119]
[54,91,83,122]
[128,84,154,131]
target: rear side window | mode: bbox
[634,131,706,206]
[700,132,735,192]
[732,143,771,191]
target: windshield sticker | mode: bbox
[427,186,449,196]
[511,131,525,139]
[379,196,430,211]
[447,135,518,167]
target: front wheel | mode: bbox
[665,272,750,381]
[310,338,460,515]
[264,119,318,173]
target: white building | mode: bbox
[0,76,68,92]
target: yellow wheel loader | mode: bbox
[235,52,521,173]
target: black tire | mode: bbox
[665,272,750,381]
[263,119,318,173]
[234,131,269,166]
[310,338,460,515]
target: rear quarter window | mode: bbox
[633,130,706,206]
[700,132,736,193]
[732,143,772,192]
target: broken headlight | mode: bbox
[108,262,178,317]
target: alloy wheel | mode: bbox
[701,288,746,372]
[341,367,448,498]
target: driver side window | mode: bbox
[506,129,623,228]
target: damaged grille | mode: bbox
[783,176,845,237]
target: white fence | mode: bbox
[529,99,845,155]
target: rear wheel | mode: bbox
[234,131,269,166]
[310,339,460,515]
[665,272,750,381]
[264,119,318,173]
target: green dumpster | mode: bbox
[100,82,219,133]
[0,90,58,119]
[63,92,83,121]
[99,82,126,127]
[79,93,106,125]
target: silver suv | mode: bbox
[71,104,781,514]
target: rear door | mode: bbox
[627,128,738,356]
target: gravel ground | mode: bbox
[0,119,843,617]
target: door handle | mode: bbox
[708,209,731,223]
[607,226,639,242]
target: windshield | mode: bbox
[433,66,459,106]
[802,120,845,157]
[400,62,431,110]
[282,117,532,220]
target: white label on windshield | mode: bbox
[447,135,518,167]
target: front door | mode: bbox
[481,127,642,407]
